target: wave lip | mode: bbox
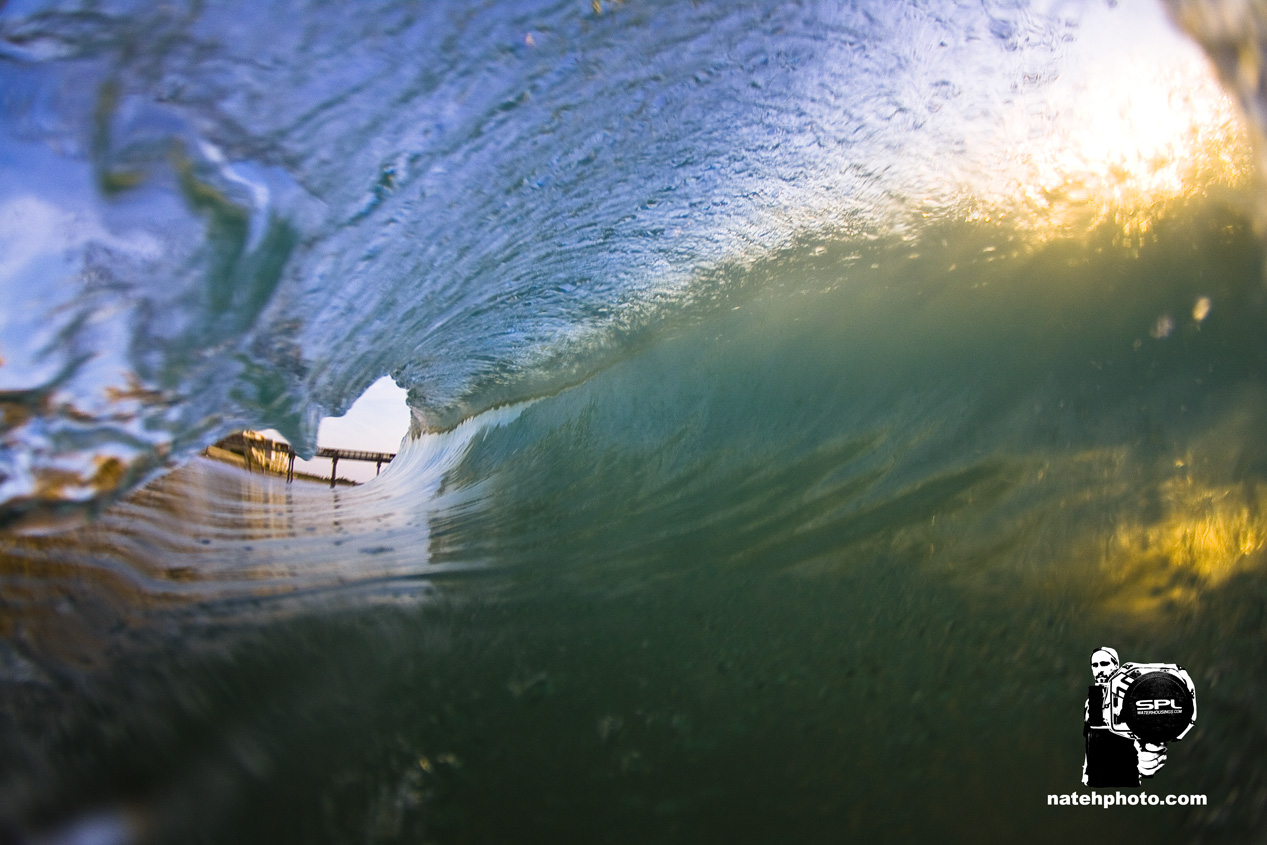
[0,0,1258,532]
[0,0,1246,524]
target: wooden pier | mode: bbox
[210,432,396,487]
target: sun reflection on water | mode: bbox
[965,5,1252,245]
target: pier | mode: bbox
[208,431,396,487]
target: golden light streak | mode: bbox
[1098,476,1266,617]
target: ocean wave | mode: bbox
[4,2,1267,840]
[1,0,1252,527]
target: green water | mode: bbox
[3,200,1266,842]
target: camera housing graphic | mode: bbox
[1099,663,1198,744]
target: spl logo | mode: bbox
[1083,647,1198,788]
[1136,699,1182,712]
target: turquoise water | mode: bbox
[3,1,1267,843]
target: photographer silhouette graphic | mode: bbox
[1083,647,1198,788]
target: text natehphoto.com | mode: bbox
[1048,792,1208,808]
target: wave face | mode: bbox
[3,0,1267,843]
[1,0,1246,524]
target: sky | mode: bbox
[263,376,411,484]
[313,376,412,453]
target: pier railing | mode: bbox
[211,432,395,487]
